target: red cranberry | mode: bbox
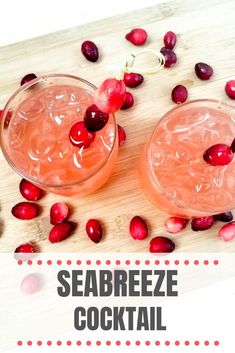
[150,236,175,253]
[203,144,233,166]
[49,222,74,243]
[117,124,126,146]
[218,222,235,241]
[160,47,177,68]
[15,243,36,261]
[121,92,134,110]
[84,104,109,132]
[86,219,102,243]
[125,28,148,46]
[94,78,126,114]
[171,85,188,104]
[21,73,37,86]
[129,216,148,240]
[195,62,213,80]
[191,216,214,231]
[50,203,69,225]
[69,121,96,148]
[19,179,43,201]
[123,72,144,88]
[214,211,233,223]
[163,31,177,49]
[231,138,235,153]
[81,40,99,62]
[12,202,39,220]
[225,80,235,100]
[165,217,188,233]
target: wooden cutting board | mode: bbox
[0,0,235,253]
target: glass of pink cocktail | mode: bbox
[1,74,118,196]
[139,100,235,217]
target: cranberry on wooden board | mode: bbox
[125,28,148,46]
[191,216,214,231]
[50,203,69,225]
[19,179,43,201]
[163,31,177,49]
[129,216,148,240]
[225,80,235,100]
[81,40,99,62]
[86,219,102,243]
[12,202,39,220]
[123,72,144,88]
[194,62,213,80]
[160,47,177,68]
[49,222,74,243]
[149,236,175,253]
[164,217,188,233]
[171,85,188,104]
[214,211,233,223]
[121,92,134,110]
[21,73,37,86]
[218,222,235,241]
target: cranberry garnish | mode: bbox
[160,47,177,68]
[194,62,213,80]
[203,144,233,166]
[49,222,74,243]
[50,203,69,225]
[165,217,188,233]
[171,85,188,104]
[214,211,233,223]
[94,78,126,114]
[19,179,43,201]
[150,236,175,253]
[21,73,37,86]
[121,92,134,110]
[81,40,99,62]
[123,72,144,88]
[84,104,109,132]
[191,216,214,231]
[225,80,235,100]
[163,31,177,49]
[69,121,96,148]
[129,216,148,240]
[12,202,39,220]
[117,124,126,146]
[86,219,102,243]
[125,28,148,46]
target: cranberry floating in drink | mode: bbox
[0,74,119,196]
[138,100,235,217]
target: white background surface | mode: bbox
[0,0,166,46]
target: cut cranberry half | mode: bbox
[84,104,109,132]
[203,144,233,166]
[69,121,96,148]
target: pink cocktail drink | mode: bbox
[139,100,235,217]
[1,75,118,195]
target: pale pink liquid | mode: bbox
[139,102,235,217]
[3,84,118,195]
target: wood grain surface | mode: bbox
[0,0,235,252]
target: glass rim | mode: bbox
[147,98,235,214]
[0,73,117,189]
